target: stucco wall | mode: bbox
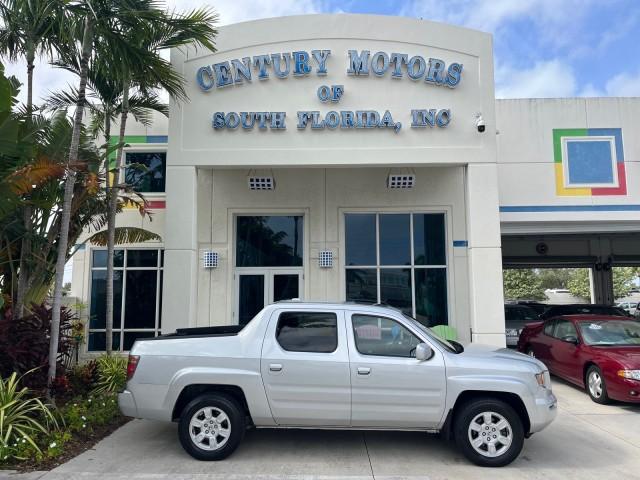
[497,98,640,231]
[192,166,472,341]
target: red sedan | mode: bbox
[518,315,640,404]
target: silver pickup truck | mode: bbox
[119,302,557,467]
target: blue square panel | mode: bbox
[566,140,614,185]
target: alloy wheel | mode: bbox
[467,411,513,458]
[189,407,231,451]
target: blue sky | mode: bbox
[6,0,640,101]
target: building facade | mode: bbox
[70,15,640,353]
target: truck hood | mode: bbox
[460,343,547,371]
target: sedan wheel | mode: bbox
[586,366,610,404]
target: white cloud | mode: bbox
[602,71,640,97]
[495,59,577,98]
[4,57,76,105]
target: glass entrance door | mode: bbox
[236,270,302,325]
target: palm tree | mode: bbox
[103,6,217,353]
[47,0,176,382]
[0,0,66,320]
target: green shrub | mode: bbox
[0,372,58,462]
[92,355,127,394]
[59,393,120,433]
[68,360,98,396]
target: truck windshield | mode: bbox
[402,313,459,353]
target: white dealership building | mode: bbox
[70,14,640,352]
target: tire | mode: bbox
[586,365,610,404]
[453,397,525,467]
[178,393,245,461]
[525,346,536,358]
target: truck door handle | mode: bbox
[269,363,283,372]
[357,367,371,375]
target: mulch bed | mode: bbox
[2,416,131,473]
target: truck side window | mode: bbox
[352,314,420,358]
[275,311,338,353]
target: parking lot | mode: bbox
[4,378,637,480]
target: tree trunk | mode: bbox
[14,50,36,321]
[48,15,94,390]
[106,80,130,354]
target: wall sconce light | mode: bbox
[202,250,219,268]
[318,250,333,268]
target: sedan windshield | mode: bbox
[578,320,640,346]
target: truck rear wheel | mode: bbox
[453,397,524,467]
[178,393,245,460]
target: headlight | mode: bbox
[617,370,640,381]
[535,372,547,388]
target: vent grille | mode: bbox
[248,176,275,190]
[387,174,416,189]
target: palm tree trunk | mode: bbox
[48,15,94,389]
[106,79,130,354]
[14,50,35,321]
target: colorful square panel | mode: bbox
[553,128,626,196]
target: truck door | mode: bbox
[260,308,351,426]
[347,312,447,429]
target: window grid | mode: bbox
[345,213,447,320]
[89,248,163,352]
[123,150,167,193]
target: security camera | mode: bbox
[475,113,486,133]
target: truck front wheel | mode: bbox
[178,393,245,460]
[453,397,525,467]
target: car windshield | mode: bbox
[578,320,640,346]
[546,305,628,317]
[505,306,539,321]
[402,313,458,353]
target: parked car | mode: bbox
[518,315,640,404]
[504,304,540,347]
[119,302,557,467]
[539,304,631,320]
[616,301,639,317]
[514,301,549,316]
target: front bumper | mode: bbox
[529,388,558,433]
[118,389,139,418]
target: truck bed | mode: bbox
[149,325,245,340]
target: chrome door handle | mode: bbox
[357,367,371,375]
[269,363,283,372]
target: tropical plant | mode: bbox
[101,5,217,354]
[92,355,127,394]
[0,0,66,320]
[0,303,75,389]
[0,372,58,461]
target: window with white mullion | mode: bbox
[88,247,164,351]
[345,212,449,327]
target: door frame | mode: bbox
[228,209,310,325]
[234,268,304,324]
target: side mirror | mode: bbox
[415,342,434,361]
[562,335,579,345]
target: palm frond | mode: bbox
[86,227,161,246]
